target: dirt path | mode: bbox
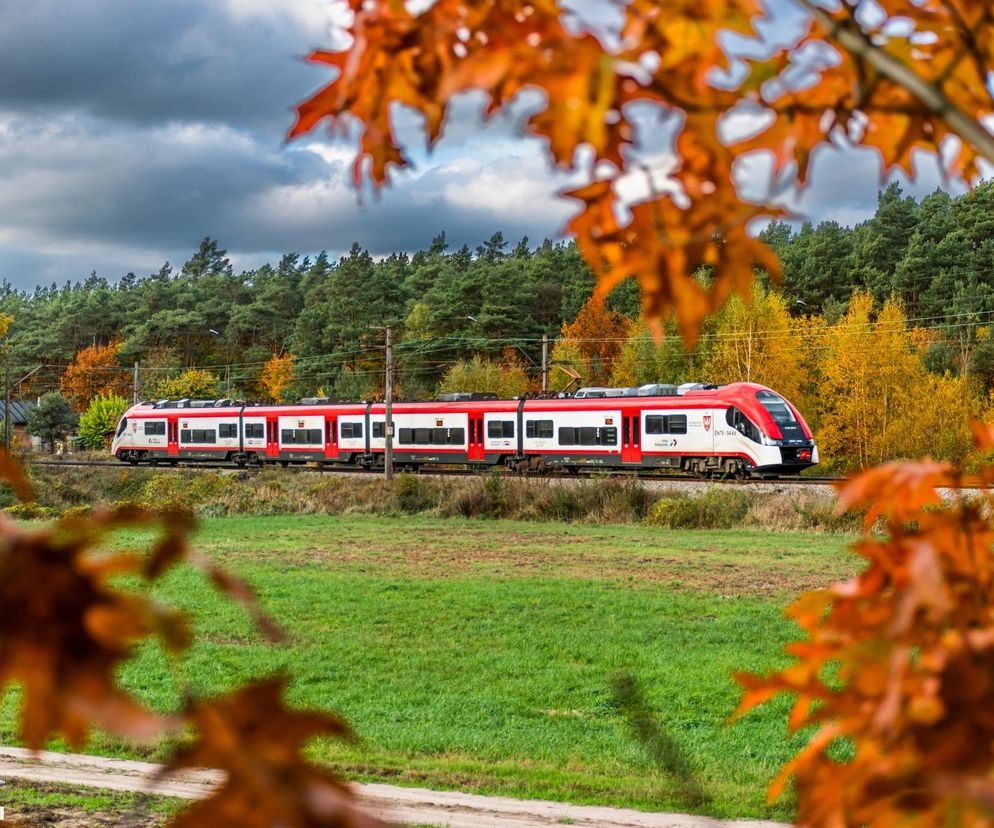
[0,747,786,828]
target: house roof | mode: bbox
[1,400,35,426]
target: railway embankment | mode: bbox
[14,462,859,532]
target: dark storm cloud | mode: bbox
[0,0,338,135]
[0,0,584,287]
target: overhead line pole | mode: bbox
[541,334,549,393]
[133,360,140,404]
[384,325,394,481]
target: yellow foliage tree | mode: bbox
[818,294,921,469]
[154,369,221,400]
[439,356,529,399]
[259,353,294,403]
[703,288,809,412]
[609,317,695,388]
[547,339,587,393]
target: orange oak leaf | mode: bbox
[289,0,994,342]
[0,510,194,748]
[168,676,386,828]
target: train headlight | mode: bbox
[760,434,782,447]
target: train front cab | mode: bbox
[717,386,818,476]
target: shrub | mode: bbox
[391,473,439,514]
[78,394,129,449]
[645,488,750,530]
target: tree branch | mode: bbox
[793,0,994,168]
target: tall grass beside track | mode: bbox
[12,464,860,532]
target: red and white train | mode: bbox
[111,382,818,477]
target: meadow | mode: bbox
[0,515,860,821]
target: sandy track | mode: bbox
[0,746,786,828]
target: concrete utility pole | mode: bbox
[384,326,394,481]
[541,334,549,393]
[133,360,140,404]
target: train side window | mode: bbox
[244,423,263,439]
[219,423,238,439]
[558,427,576,446]
[449,428,465,444]
[645,414,687,435]
[488,421,514,439]
[726,407,760,442]
[372,421,385,439]
[340,422,363,439]
[414,428,432,444]
[180,429,216,444]
[283,428,322,444]
[526,419,553,439]
[579,427,598,445]
[398,428,413,444]
[143,421,165,436]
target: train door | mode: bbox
[621,413,641,464]
[266,417,280,459]
[325,417,338,460]
[468,414,486,462]
[167,419,179,457]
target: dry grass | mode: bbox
[18,464,861,533]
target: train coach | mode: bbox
[110,381,818,477]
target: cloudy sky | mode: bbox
[0,0,971,289]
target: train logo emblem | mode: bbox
[703,415,712,432]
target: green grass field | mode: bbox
[0,516,860,821]
[0,780,180,826]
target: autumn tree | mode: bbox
[154,369,221,400]
[703,288,808,412]
[259,353,295,403]
[609,317,695,388]
[556,297,629,386]
[439,355,529,399]
[60,342,130,411]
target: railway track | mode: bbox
[30,458,843,486]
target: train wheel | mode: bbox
[280,460,289,468]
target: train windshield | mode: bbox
[756,391,796,424]
[116,417,128,437]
